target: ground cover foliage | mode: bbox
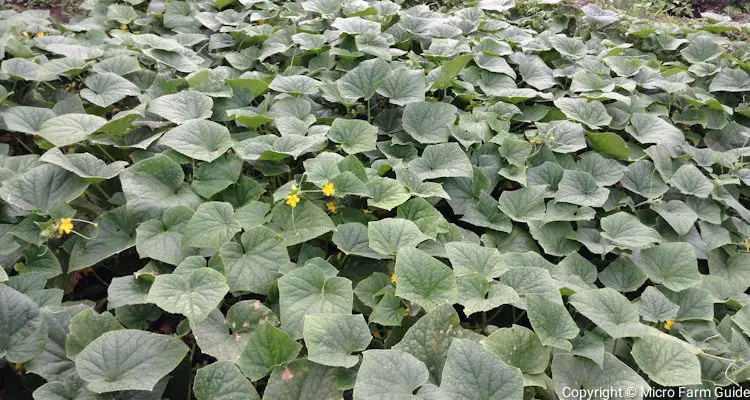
[1,0,750,398]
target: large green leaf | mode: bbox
[219,226,288,294]
[368,218,430,256]
[120,154,201,216]
[237,322,301,381]
[0,164,88,213]
[80,72,140,107]
[631,334,701,386]
[482,325,551,375]
[270,200,335,246]
[193,361,260,400]
[600,212,661,249]
[160,120,232,162]
[635,242,701,291]
[277,264,352,338]
[148,267,229,323]
[353,349,429,399]
[553,98,611,129]
[408,143,473,180]
[303,313,371,367]
[182,202,242,249]
[526,294,579,350]
[36,114,108,146]
[75,329,189,393]
[394,247,458,311]
[552,353,648,400]
[402,101,459,144]
[327,118,378,154]
[148,91,214,124]
[569,288,643,338]
[440,339,524,400]
[0,284,46,363]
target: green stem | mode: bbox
[96,144,117,163]
[187,341,197,400]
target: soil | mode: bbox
[3,0,75,22]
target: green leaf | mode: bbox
[600,212,661,249]
[408,143,473,180]
[337,58,390,101]
[182,202,242,249]
[552,353,648,400]
[482,325,551,375]
[635,242,701,291]
[626,113,684,147]
[237,322,301,381]
[36,114,108,147]
[431,55,472,90]
[366,177,410,212]
[120,154,201,217]
[332,222,390,260]
[277,264,352,339]
[269,75,322,95]
[709,68,750,92]
[554,170,609,207]
[631,335,701,386]
[402,101,458,144]
[270,200,335,246]
[0,164,88,213]
[136,206,198,266]
[148,267,229,323]
[445,242,507,279]
[160,120,232,162]
[440,339,524,400]
[518,55,555,90]
[39,148,128,183]
[461,192,512,233]
[526,294,579,350]
[193,361,260,400]
[80,72,140,107]
[637,286,679,322]
[680,35,723,63]
[540,121,586,153]
[670,164,714,198]
[262,359,339,400]
[553,98,611,130]
[303,314,371,367]
[219,226,288,294]
[75,329,189,393]
[498,185,547,222]
[377,68,426,106]
[392,304,465,384]
[457,273,519,316]
[651,200,697,236]
[0,284,46,363]
[328,118,378,154]
[65,309,124,359]
[569,288,643,338]
[353,349,429,399]
[394,247,458,311]
[621,160,669,199]
[148,91,213,124]
[586,131,630,160]
[2,106,55,134]
[368,218,430,256]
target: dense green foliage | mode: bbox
[1,0,750,398]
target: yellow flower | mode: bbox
[322,182,335,197]
[362,209,371,214]
[57,218,74,236]
[120,23,128,30]
[258,19,265,25]
[743,238,750,252]
[22,31,29,38]
[286,193,301,208]
[664,320,675,330]
[390,273,397,284]
[35,32,46,38]
[326,201,337,214]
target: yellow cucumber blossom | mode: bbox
[326,201,337,214]
[57,218,74,236]
[322,182,335,197]
[120,23,128,30]
[664,320,675,330]
[35,32,46,38]
[286,193,301,208]
[390,273,397,284]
